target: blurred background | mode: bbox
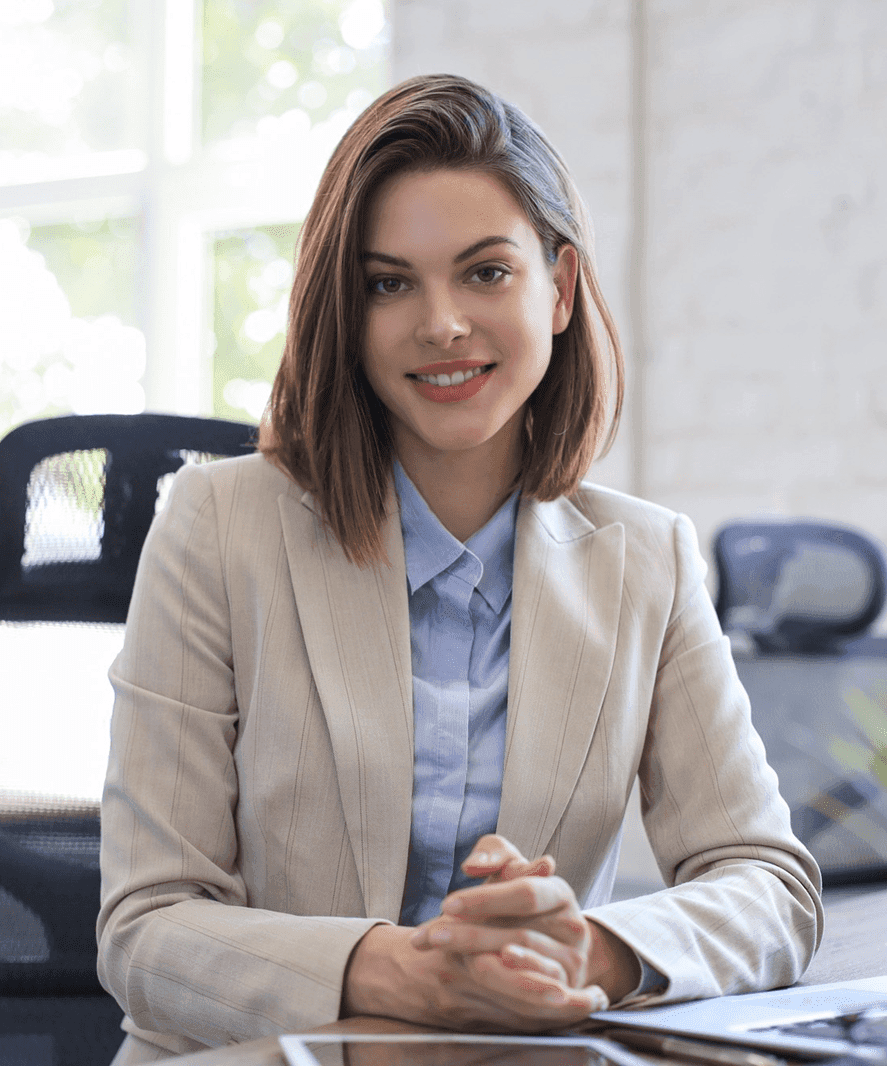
[1,1,885,835]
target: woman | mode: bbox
[97,74,822,1062]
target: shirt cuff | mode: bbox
[630,956,668,998]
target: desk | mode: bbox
[157,885,887,1066]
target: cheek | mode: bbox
[363,307,403,362]
[513,312,556,385]
[361,321,391,390]
[515,287,557,359]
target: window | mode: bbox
[0,0,389,804]
[0,0,390,436]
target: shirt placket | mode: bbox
[410,553,482,921]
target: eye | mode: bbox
[368,275,407,296]
[470,265,507,285]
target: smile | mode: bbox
[410,364,494,387]
[407,363,496,404]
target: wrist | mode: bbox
[340,923,404,1019]
[585,919,642,1004]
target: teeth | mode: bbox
[415,365,490,386]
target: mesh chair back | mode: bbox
[0,414,255,1062]
[714,520,887,655]
[0,413,255,623]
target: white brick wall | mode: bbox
[642,0,887,611]
[392,0,887,623]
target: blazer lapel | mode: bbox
[277,484,414,921]
[498,494,626,860]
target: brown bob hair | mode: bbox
[259,73,624,566]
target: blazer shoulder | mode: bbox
[184,450,300,494]
[170,451,303,513]
[569,481,707,597]
[571,481,683,541]
[160,452,313,555]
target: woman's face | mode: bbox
[361,168,577,471]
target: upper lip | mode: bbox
[408,359,493,376]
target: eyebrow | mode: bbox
[360,235,519,268]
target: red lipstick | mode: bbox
[410,365,495,404]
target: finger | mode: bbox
[460,835,527,878]
[412,920,588,987]
[486,854,556,884]
[466,952,609,1021]
[500,943,569,985]
[443,874,577,923]
[409,917,451,951]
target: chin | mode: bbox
[417,426,501,455]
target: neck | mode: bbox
[396,432,521,543]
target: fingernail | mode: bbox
[588,986,609,1011]
[429,927,451,944]
[505,944,526,958]
[487,852,501,864]
[443,897,464,914]
[544,989,567,1004]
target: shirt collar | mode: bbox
[393,460,518,613]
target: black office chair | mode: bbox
[0,413,255,1066]
[714,519,887,887]
[714,520,887,656]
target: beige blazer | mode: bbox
[98,453,822,1063]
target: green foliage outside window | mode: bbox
[831,686,887,791]
[203,0,388,144]
[212,223,301,423]
[0,0,137,163]
[29,217,140,324]
[2,2,388,437]
[1,217,142,438]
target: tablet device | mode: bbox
[587,974,887,1059]
[280,1033,640,1066]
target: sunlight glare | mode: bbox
[223,378,272,422]
[339,0,385,50]
[255,19,285,49]
[266,59,298,90]
[0,0,54,27]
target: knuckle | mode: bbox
[460,924,482,949]
[563,945,585,973]
[477,832,507,851]
[516,881,538,910]
[512,929,534,949]
[473,953,495,975]
[562,917,588,942]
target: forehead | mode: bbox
[364,168,540,258]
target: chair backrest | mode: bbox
[714,520,887,655]
[0,413,254,1028]
[0,413,256,624]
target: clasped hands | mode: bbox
[342,834,640,1032]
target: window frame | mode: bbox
[0,0,388,423]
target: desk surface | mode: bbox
[161,884,887,1066]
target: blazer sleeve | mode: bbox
[584,512,824,1005]
[97,463,386,1049]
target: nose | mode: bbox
[414,283,470,349]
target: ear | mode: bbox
[551,244,579,336]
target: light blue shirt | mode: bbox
[391,462,664,997]
[394,461,518,927]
